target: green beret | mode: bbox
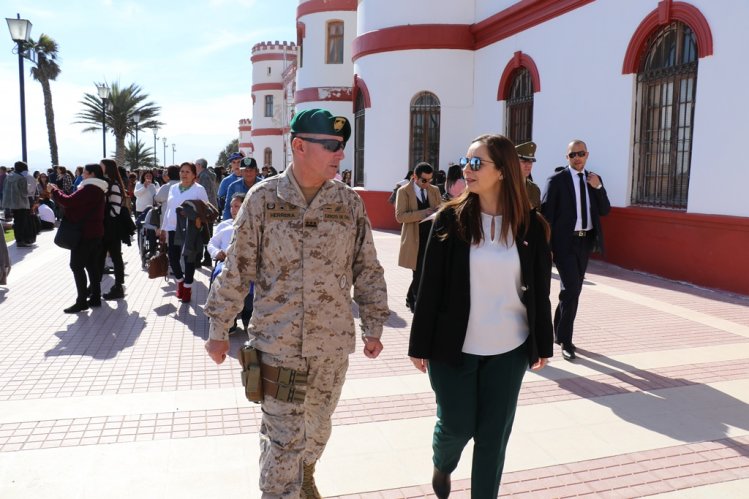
[290,109,351,143]
[516,141,537,162]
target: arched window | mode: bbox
[632,21,698,209]
[326,21,344,64]
[505,67,534,145]
[354,91,365,187]
[264,147,272,167]
[410,92,440,169]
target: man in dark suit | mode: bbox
[542,140,610,360]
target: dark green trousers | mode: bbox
[428,343,528,498]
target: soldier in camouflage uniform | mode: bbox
[204,108,389,498]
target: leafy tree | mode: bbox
[216,138,240,167]
[124,139,157,170]
[24,34,61,166]
[75,82,164,168]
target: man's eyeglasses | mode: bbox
[296,136,346,152]
[417,176,432,184]
[568,151,587,159]
[459,156,495,171]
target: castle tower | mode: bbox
[296,0,358,175]
[250,40,297,171]
[238,119,253,158]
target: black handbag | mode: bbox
[54,217,83,250]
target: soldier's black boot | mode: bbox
[301,461,323,499]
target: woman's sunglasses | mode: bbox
[459,156,495,171]
[297,137,346,152]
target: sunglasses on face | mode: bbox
[568,151,587,159]
[418,176,432,184]
[459,156,495,171]
[297,137,346,152]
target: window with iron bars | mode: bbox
[505,67,534,145]
[410,92,440,169]
[354,91,365,187]
[632,22,698,210]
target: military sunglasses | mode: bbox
[296,136,346,152]
[459,156,495,171]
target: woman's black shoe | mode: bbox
[64,302,89,314]
[103,284,125,300]
[432,467,451,499]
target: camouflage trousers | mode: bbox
[258,352,349,498]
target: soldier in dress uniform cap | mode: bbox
[516,141,542,208]
[204,108,388,498]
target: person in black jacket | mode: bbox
[408,134,553,498]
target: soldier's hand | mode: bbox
[362,337,383,359]
[410,357,428,373]
[205,339,230,364]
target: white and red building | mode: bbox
[241,0,749,295]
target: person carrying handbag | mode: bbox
[49,164,108,313]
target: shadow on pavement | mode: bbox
[44,299,146,360]
[538,352,749,457]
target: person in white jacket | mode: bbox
[207,192,252,334]
[133,170,158,217]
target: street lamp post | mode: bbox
[6,14,33,163]
[132,111,141,169]
[162,137,167,166]
[172,144,176,164]
[153,128,159,168]
[95,82,110,158]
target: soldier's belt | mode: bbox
[261,364,307,404]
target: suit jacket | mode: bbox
[395,181,441,270]
[542,168,611,256]
[408,207,554,367]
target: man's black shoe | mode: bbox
[561,343,576,360]
[103,284,125,300]
[432,467,451,499]
[64,302,89,314]
[88,298,102,307]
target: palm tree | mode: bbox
[75,82,164,168]
[124,139,157,169]
[25,34,61,166]
[216,138,240,167]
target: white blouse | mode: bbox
[462,213,529,356]
[160,182,208,232]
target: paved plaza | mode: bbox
[1,227,748,498]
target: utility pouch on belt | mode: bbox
[238,343,263,403]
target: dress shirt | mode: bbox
[567,166,592,231]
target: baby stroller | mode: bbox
[136,205,160,269]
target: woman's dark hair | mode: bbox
[446,163,463,183]
[139,169,153,184]
[101,158,126,194]
[439,134,537,246]
[84,163,104,179]
[166,165,181,180]
[180,161,197,177]
[75,166,83,176]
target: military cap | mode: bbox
[240,156,258,169]
[227,152,243,163]
[516,141,537,162]
[290,108,351,143]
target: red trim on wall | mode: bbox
[352,74,372,111]
[297,0,356,19]
[295,86,353,105]
[238,142,253,147]
[251,53,297,63]
[252,128,284,136]
[497,51,542,100]
[622,1,713,74]
[601,207,749,296]
[472,0,594,49]
[239,126,252,132]
[356,190,400,231]
[252,83,283,92]
[352,24,474,62]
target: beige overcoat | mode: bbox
[395,181,442,270]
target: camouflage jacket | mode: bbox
[204,167,389,357]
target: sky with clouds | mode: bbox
[1,0,297,170]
